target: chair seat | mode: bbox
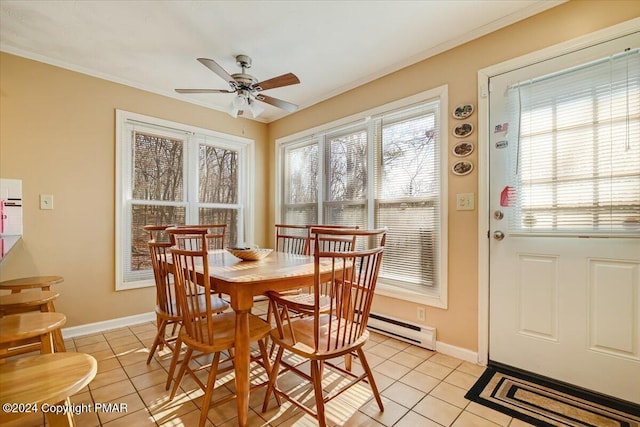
[0,276,64,293]
[181,311,271,353]
[157,294,229,319]
[269,314,369,359]
[0,312,67,343]
[0,353,97,425]
[267,291,331,313]
[0,290,59,312]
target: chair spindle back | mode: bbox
[167,228,216,345]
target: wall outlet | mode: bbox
[417,306,426,321]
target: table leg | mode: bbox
[235,309,250,427]
[45,397,75,427]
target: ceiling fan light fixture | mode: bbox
[232,92,248,109]
[248,99,265,118]
[229,92,248,117]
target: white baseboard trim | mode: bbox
[62,312,156,339]
[435,340,482,365]
[61,311,482,367]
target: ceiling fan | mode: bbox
[175,55,300,118]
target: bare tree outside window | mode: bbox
[284,143,319,224]
[131,132,185,271]
[128,134,242,273]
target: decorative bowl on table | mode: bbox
[225,247,273,261]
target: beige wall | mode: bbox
[0,55,269,326]
[1,0,638,349]
[267,1,640,351]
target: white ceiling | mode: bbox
[0,0,563,122]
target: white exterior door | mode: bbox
[488,32,640,404]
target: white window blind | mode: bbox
[507,48,640,235]
[375,104,440,289]
[279,97,444,298]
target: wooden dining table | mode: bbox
[169,249,333,427]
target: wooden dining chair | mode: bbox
[274,224,310,255]
[145,240,229,364]
[143,224,173,241]
[145,228,230,393]
[263,224,311,339]
[166,227,273,427]
[175,223,227,249]
[266,224,359,323]
[262,227,387,427]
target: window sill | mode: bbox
[375,280,447,309]
[116,279,154,291]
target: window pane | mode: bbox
[381,114,437,198]
[130,204,185,272]
[327,130,367,201]
[199,145,238,204]
[287,144,318,204]
[199,207,238,246]
[375,103,441,291]
[132,132,183,201]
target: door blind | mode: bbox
[507,48,640,235]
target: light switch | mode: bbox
[40,194,54,210]
[456,193,475,211]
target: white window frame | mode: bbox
[276,87,449,308]
[115,110,255,291]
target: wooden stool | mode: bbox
[0,352,97,427]
[0,290,60,314]
[0,291,66,352]
[0,275,64,294]
[0,312,66,359]
[0,276,66,352]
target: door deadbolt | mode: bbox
[493,230,505,240]
[494,210,504,220]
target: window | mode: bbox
[506,48,640,235]
[278,88,448,307]
[116,111,254,290]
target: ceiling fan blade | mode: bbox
[197,58,237,87]
[175,88,235,94]
[256,94,299,112]
[253,73,300,91]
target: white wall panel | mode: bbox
[518,254,558,341]
[589,259,639,360]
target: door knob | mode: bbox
[493,230,505,241]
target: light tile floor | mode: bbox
[5,301,536,427]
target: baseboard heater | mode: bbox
[367,312,436,350]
